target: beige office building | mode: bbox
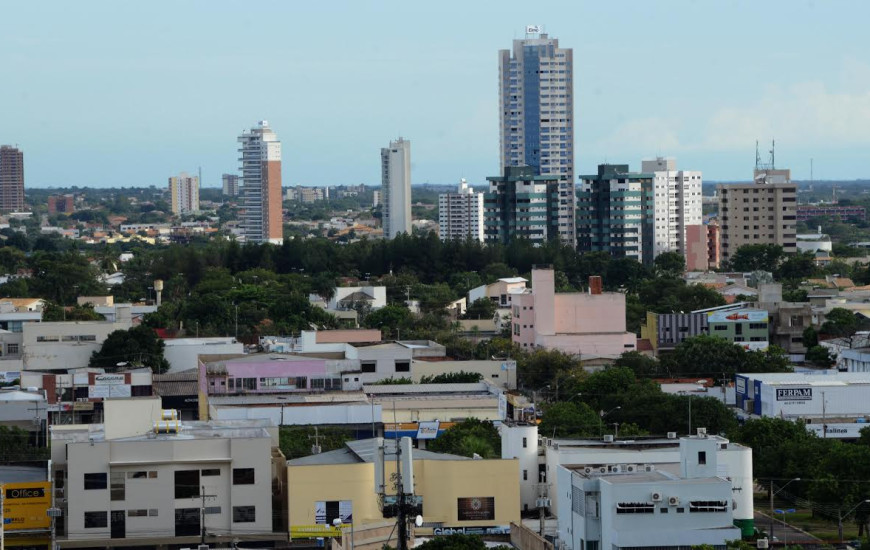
[716,168,797,264]
[168,172,199,214]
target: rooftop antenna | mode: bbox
[755,140,761,171]
[810,158,814,186]
[769,139,775,170]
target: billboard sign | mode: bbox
[416,421,440,440]
[2,482,51,531]
[89,385,132,398]
[457,497,495,521]
[706,310,768,324]
[290,524,343,538]
[776,387,812,401]
[735,377,746,395]
[94,374,125,385]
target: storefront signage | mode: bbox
[94,374,125,385]
[457,497,495,521]
[776,388,812,401]
[2,482,51,531]
[434,526,509,536]
[416,421,440,440]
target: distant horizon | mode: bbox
[3,1,870,187]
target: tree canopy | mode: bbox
[427,418,501,458]
[89,325,170,373]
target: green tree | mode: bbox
[661,335,745,377]
[42,302,104,322]
[463,298,497,320]
[362,305,413,337]
[539,401,601,438]
[279,426,352,459]
[89,325,170,373]
[654,251,686,278]
[805,345,833,366]
[416,534,510,550]
[613,351,663,378]
[728,243,784,272]
[427,419,500,458]
[821,307,868,343]
[802,326,819,348]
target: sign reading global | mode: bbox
[776,387,812,401]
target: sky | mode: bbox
[3,0,870,188]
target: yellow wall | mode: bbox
[640,311,658,351]
[287,458,520,529]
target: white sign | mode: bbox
[95,374,125,385]
[807,423,868,439]
[89,384,131,398]
[736,377,746,394]
[501,361,516,371]
[0,371,19,383]
[526,25,541,34]
[416,421,440,440]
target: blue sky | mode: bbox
[3,0,870,188]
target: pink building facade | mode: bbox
[198,356,336,395]
[511,268,636,360]
[684,224,709,271]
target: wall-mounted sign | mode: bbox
[416,421,440,440]
[89,385,131,398]
[2,482,51,531]
[776,388,812,401]
[94,374,125,385]
[707,310,768,324]
[457,497,495,521]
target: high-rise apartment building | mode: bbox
[0,145,25,212]
[577,164,655,264]
[717,167,797,264]
[47,194,75,215]
[438,179,484,242]
[499,28,575,246]
[381,138,411,239]
[641,157,703,258]
[222,173,240,197]
[484,166,562,246]
[238,121,283,244]
[168,173,200,215]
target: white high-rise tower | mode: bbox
[381,138,412,239]
[238,121,282,244]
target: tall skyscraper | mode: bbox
[577,164,655,264]
[169,172,200,214]
[641,157,703,258]
[438,179,484,242]
[238,121,283,244]
[381,137,411,239]
[0,145,25,212]
[484,166,562,246]
[222,173,240,197]
[499,27,575,246]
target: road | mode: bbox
[754,509,822,545]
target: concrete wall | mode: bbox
[510,521,553,550]
[22,320,132,371]
[163,338,244,373]
[411,360,516,390]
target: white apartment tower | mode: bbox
[381,137,412,239]
[641,157,703,257]
[438,179,484,242]
[499,28,575,246]
[168,173,199,215]
[238,121,283,244]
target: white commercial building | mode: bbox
[168,172,200,214]
[438,179,484,242]
[499,28,575,246]
[736,371,870,438]
[381,137,412,239]
[51,398,282,547]
[556,436,742,549]
[21,313,133,371]
[641,157,702,258]
[500,424,753,535]
[163,337,245,373]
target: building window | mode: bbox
[698,451,707,465]
[713,325,727,331]
[84,473,107,490]
[127,510,148,517]
[522,437,527,448]
[84,511,108,528]
[749,323,767,330]
[110,472,125,501]
[233,506,256,523]
[175,508,200,537]
[361,361,376,373]
[6,343,18,355]
[201,468,220,477]
[659,507,668,513]
[233,468,255,485]
[523,470,528,481]
[175,470,200,499]
[676,507,685,513]
[395,361,410,372]
[615,502,655,514]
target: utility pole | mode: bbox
[198,485,217,546]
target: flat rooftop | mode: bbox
[738,372,870,386]
[52,419,274,444]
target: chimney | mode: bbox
[589,276,603,295]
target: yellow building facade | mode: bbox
[287,443,519,536]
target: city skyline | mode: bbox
[3,0,870,188]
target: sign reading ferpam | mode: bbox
[776,387,812,401]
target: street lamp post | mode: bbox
[838,499,870,542]
[774,508,796,546]
[769,478,800,542]
[599,407,621,438]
